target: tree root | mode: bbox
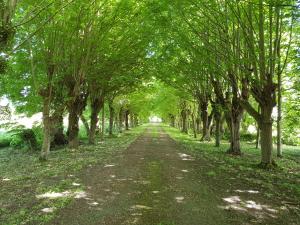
[258,160,278,169]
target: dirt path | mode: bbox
[47,126,256,225]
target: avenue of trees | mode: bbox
[0,0,299,168]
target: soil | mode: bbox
[47,126,299,225]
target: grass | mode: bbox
[0,125,145,225]
[163,125,300,205]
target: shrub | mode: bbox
[0,133,12,148]
[9,128,39,151]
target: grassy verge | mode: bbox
[0,126,145,225]
[163,125,300,206]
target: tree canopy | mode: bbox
[0,0,299,166]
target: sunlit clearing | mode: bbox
[149,116,162,123]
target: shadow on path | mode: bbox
[47,126,254,225]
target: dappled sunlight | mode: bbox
[131,213,143,216]
[181,169,189,173]
[88,201,99,206]
[116,178,128,181]
[74,191,87,199]
[131,205,152,210]
[134,180,151,185]
[72,182,81,186]
[2,178,11,181]
[36,191,71,199]
[175,196,185,203]
[36,190,88,200]
[178,153,195,161]
[41,207,55,213]
[235,189,259,194]
[152,191,159,194]
[221,195,278,218]
[104,164,116,168]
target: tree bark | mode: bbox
[52,112,67,147]
[191,112,197,138]
[80,114,90,137]
[277,69,282,157]
[169,114,175,127]
[68,105,80,149]
[214,110,221,147]
[40,64,54,160]
[260,120,274,166]
[118,107,123,133]
[125,110,129,130]
[181,110,188,133]
[228,116,242,155]
[100,106,105,141]
[226,101,243,155]
[200,101,211,141]
[89,97,104,144]
[256,125,260,149]
[40,95,51,161]
[134,114,139,126]
[259,103,275,167]
[109,101,114,136]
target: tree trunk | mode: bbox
[80,114,90,137]
[125,110,129,130]
[68,106,79,149]
[200,101,210,141]
[40,96,51,161]
[256,126,260,149]
[226,106,243,155]
[277,71,282,157]
[191,113,197,138]
[214,112,221,147]
[181,110,188,133]
[134,114,139,126]
[196,118,200,133]
[89,97,104,144]
[259,104,275,167]
[260,120,273,166]
[100,106,105,141]
[228,118,242,155]
[52,112,67,147]
[170,114,175,127]
[119,107,123,133]
[109,102,114,136]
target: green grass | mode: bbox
[163,125,300,203]
[0,126,145,225]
